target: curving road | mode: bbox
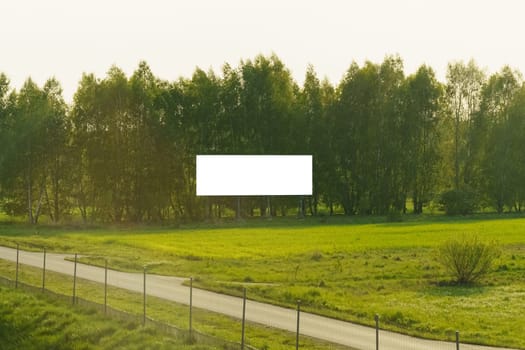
[0,245,518,350]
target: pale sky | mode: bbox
[1,0,525,103]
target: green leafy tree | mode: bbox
[333,56,405,215]
[239,55,297,216]
[446,60,485,190]
[70,73,99,222]
[180,68,222,219]
[317,78,338,215]
[483,82,525,212]
[128,62,170,221]
[41,78,69,223]
[295,65,325,215]
[71,67,133,222]
[400,65,444,213]
[2,79,65,223]
[473,67,522,212]
[0,74,14,209]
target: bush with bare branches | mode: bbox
[437,235,500,284]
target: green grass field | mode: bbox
[0,284,216,350]
[1,214,525,348]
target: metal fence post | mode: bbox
[456,330,460,350]
[42,248,46,291]
[237,196,241,220]
[72,253,77,304]
[15,244,19,288]
[296,300,301,350]
[375,314,379,350]
[143,266,147,325]
[241,287,247,349]
[104,259,108,315]
[189,276,193,338]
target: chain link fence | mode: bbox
[0,274,256,350]
[1,244,510,350]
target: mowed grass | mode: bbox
[0,285,215,350]
[1,215,525,348]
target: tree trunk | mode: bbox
[312,195,318,216]
[27,173,33,224]
[33,180,46,225]
[308,197,314,216]
[455,110,460,190]
[53,155,60,222]
[45,187,55,223]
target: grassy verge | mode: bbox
[0,285,214,349]
[1,215,524,348]
[0,259,351,350]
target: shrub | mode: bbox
[437,235,500,284]
[439,189,477,215]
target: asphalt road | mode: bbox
[0,245,517,350]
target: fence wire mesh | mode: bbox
[0,275,256,350]
[1,247,508,350]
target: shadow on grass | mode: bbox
[2,211,525,239]
[423,281,488,297]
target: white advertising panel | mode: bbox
[196,155,312,196]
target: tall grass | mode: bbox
[0,285,213,350]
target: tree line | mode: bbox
[1,54,524,224]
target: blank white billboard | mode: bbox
[196,155,312,196]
